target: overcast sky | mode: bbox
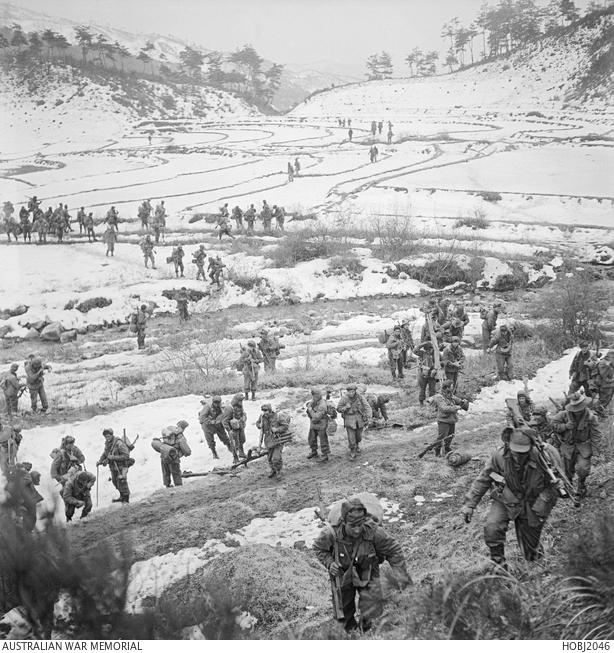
[5,0,594,75]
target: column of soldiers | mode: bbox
[217,200,288,237]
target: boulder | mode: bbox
[40,322,63,342]
[76,297,113,313]
[162,289,207,303]
[0,305,28,320]
[60,330,78,343]
[77,327,88,335]
[24,328,40,340]
[0,324,11,338]
[30,320,47,332]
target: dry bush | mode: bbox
[373,216,417,260]
[455,210,489,230]
[269,228,346,268]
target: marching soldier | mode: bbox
[140,234,156,269]
[198,396,234,460]
[462,425,563,568]
[208,255,226,289]
[171,245,185,277]
[413,341,437,407]
[2,363,23,418]
[256,404,291,480]
[239,341,263,400]
[50,435,85,484]
[481,302,502,353]
[61,471,96,522]
[96,428,132,503]
[306,388,330,462]
[157,422,191,487]
[192,245,207,281]
[24,354,51,413]
[258,328,284,372]
[231,205,244,233]
[313,498,410,632]
[441,336,465,390]
[337,384,372,460]
[244,204,256,235]
[568,340,592,395]
[399,319,415,369]
[138,199,152,229]
[551,392,601,499]
[221,393,248,462]
[131,304,148,350]
[103,226,117,256]
[427,379,468,456]
[175,287,190,322]
[85,212,95,242]
[488,322,514,381]
[386,326,405,380]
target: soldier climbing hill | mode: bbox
[96,428,132,503]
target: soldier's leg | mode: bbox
[29,387,38,411]
[562,448,577,483]
[110,467,120,491]
[355,426,363,452]
[481,326,490,353]
[81,496,93,519]
[39,385,48,412]
[346,426,357,454]
[514,517,544,561]
[575,448,592,497]
[443,423,456,454]
[251,371,258,399]
[359,577,384,630]
[495,353,506,380]
[433,421,447,456]
[600,386,614,410]
[505,354,513,380]
[117,469,130,501]
[216,426,234,454]
[388,352,396,379]
[417,373,427,405]
[271,444,283,472]
[319,428,330,456]
[179,260,184,277]
[396,357,404,379]
[5,393,13,418]
[161,459,171,487]
[340,584,359,631]
[307,428,319,457]
[65,503,76,522]
[203,429,217,457]
[484,500,510,565]
[171,460,183,486]
[428,376,437,398]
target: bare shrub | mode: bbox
[373,216,417,260]
[268,228,345,268]
[455,210,489,230]
[328,252,366,275]
[227,269,264,291]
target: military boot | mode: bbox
[307,451,319,460]
[267,469,276,478]
[349,449,356,461]
[489,545,507,572]
[251,391,256,401]
[577,478,588,499]
[238,445,247,459]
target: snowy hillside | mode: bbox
[292,9,614,116]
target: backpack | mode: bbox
[378,329,389,345]
[326,402,338,420]
[479,307,488,320]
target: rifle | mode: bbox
[314,484,345,621]
[417,397,469,459]
[505,398,576,503]
[426,313,443,383]
[231,434,294,469]
[181,469,231,478]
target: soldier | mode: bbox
[306,388,330,462]
[256,404,291,480]
[27,196,40,213]
[138,199,152,229]
[85,213,96,242]
[378,120,383,135]
[592,350,614,411]
[50,435,85,484]
[551,392,601,499]
[427,379,468,456]
[61,471,96,521]
[371,121,377,136]
[140,234,156,269]
[258,328,284,372]
[154,200,167,242]
[313,497,410,632]
[462,426,563,568]
[399,319,415,369]
[193,244,207,281]
[103,226,117,256]
[273,205,286,232]
[387,127,393,144]
[488,322,514,381]
[131,304,148,350]
[337,383,372,460]
[20,209,32,243]
[239,341,263,400]
[413,341,437,406]
[32,211,48,244]
[450,300,470,336]
[4,215,20,242]
[7,461,43,532]
[208,255,226,289]
[516,389,534,422]
[386,326,405,380]
[221,393,248,462]
[198,396,234,460]
[441,336,465,390]
[366,393,390,426]
[219,202,230,218]
[287,162,294,182]
[175,287,190,322]
[216,215,234,240]
[348,127,353,141]
[24,354,50,413]
[2,363,23,418]
[244,204,256,235]
[528,407,554,446]
[568,340,592,395]
[231,205,244,233]
[105,206,119,231]
[261,200,272,233]
[158,422,191,488]
[96,428,131,503]
[76,207,86,235]
[0,422,22,476]
[171,245,185,277]
[294,157,300,176]
[481,302,502,353]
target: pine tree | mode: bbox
[74,26,93,65]
[11,28,28,48]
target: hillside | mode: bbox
[292,8,614,117]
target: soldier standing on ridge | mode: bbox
[140,234,156,269]
[239,341,264,400]
[193,245,207,281]
[232,205,244,233]
[97,428,132,503]
[2,363,23,418]
[85,213,95,242]
[131,304,148,350]
[103,226,117,257]
[386,325,405,380]
[24,354,50,414]
[569,340,593,395]
[171,245,185,277]
[244,204,256,235]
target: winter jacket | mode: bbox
[221,396,247,433]
[482,309,499,333]
[199,402,225,433]
[386,333,404,359]
[489,328,513,353]
[62,471,95,506]
[98,437,131,467]
[239,348,263,375]
[256,411,290,449]
[307,392,328,430]
[2,371,21,397]
[25,359,47,388]
[569,350,591,382]
[464,444,561,526]
[337,393,372,428]
[413,343,436,374]
[551,408,601,451]
[428,392,464,424]
[313,520,409,586]
[366,394,389,421]
[441,344,465,372]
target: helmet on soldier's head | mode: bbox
[346,383,357,391]
[247,340,256,347]
[10,363,18,372]
[102,428,113,436]
[141,304,147,311]
[63,435,75,445]
[442,380,453,390]
[509,428,532,453]
[393,325,401,332]
[451,336,461,344]
[177,420,189,430]
[451,318,463,328]
[212,396,222,403]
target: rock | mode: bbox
[0,606,34,639]
[24,327,39,340]
[77,326,88,335]
[60,330,77,343]
[181,625,206,640]
[40,322,62,342]
[76,297,112,313]
[64,299,78,310]
[30,320,47,332]
[398,272,408,280]
[381,277,388,283]
[454,288,464,295]
[0,324,11,338]
[0,305,28,320]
